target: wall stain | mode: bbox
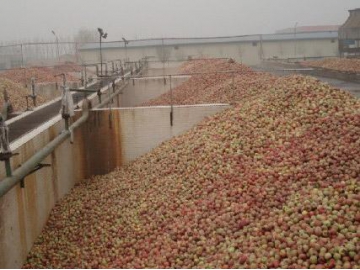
[80,110,123,178]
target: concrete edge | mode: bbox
[9,72,133,149]
[11,103,231,150]
[93,103,231,110]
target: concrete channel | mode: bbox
[0,62,232,268]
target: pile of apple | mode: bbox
[24,59,359,268]
[301,58,360,74]
[0,65,80,85]
[0,78,52,111]
[180,58,253,74]
[143,59,274,106]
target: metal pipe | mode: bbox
[0,101,90,198]
[170,75,173,126]
[51,31,60,63]
[294,22,298,58]
[100,35,103,76]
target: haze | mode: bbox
[1,0,359,42]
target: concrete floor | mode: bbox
[252,63,360,98]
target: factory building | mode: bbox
[79,30,339,66]
[339,8,360,56]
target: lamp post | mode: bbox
[98,28,108,76]
[51,30,60,63]
[122,37,129,65]
[294,22,298,59]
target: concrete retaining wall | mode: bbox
[0,104,230,268]
[119,76,189,107]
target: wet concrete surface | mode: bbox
[8,76,117,143]
[252,63,360,98]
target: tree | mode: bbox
[74,28,98,44]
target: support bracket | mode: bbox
[19,163,51,189]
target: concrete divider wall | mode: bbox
[120,77,189,107]
[0,103,230,268]
[119,105,230,163]
[0,116,86,269]
[143,62,184,76]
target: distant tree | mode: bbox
[156,41,171,63]
[74,28,98,44]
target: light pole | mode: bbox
[51,30,60,63]
[122,37,129,65]
[294,22,298,59]
[98,28,108,76]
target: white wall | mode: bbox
[80,38,339,66]
[119,76,189,107]
[0,115,85,269]
[114,104,231,163]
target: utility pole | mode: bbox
[122,37,129,64]
[20,44,26,88]
[294,22,298,59]
[98,28,108,76]
[51,30,60,63]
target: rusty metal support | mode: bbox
[170,75,173,126]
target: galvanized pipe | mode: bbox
[0,101,90,198]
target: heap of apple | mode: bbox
[0,64,81,85]
[24,59,359,268]
[0,78,53,111]
[144,59,283,106]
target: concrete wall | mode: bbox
[0,115,85,269]
[119,76,189,107]
[80,39,339,66]
[262,39,339,59]
[0,103,230,268]
[97,105,231,165]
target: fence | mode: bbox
[0,42,80,70]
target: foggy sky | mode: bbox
[1,0,359,43]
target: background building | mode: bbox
[339,8,360,56]
[79,30,339,66]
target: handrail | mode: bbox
[0,64,143,198]
[0,100,90,198]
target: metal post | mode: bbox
[97,90,102,104]
[84,67,87,89]
[31,78,36,107]
[20,44,27,88]
[20,44,24,68]
[52,31,60,63]
[294,22,298,59]
[170,75,173,126]
[5,160,12,177]
[56,38,60,63]
[64,117,69,130]
[162,38,165,75]
[100,35,103,76]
